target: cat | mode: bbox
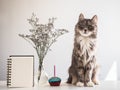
[67,13,99,87]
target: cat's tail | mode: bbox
[67,75,72,84]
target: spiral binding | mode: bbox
[7,58,12,87]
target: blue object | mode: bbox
[48,77,61,86]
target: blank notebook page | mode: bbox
[10,56,34,87]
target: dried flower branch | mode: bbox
[19,13,68,81]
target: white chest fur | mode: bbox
[76,36,96,65]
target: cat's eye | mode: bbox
[79,26,84,30]
[88,25,94,31]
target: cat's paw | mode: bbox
[94,81,99,85]
[76,82,84,87]
[93,80,99,85]
[86,81,94,87]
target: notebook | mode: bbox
[7,55,34,87]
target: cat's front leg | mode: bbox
[71,75,84,87]
[76,66,85,87]
[76,74,84,87]
[86,73,94,87]
[85,62,94,87]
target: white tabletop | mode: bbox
[0,81,120,90]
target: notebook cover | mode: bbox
[7,55,34,87]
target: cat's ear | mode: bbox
[79,13,84,21]
[92,15,98,24]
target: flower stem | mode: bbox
[38,64,42,82]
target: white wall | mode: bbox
[0,0,120,81]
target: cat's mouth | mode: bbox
[79,30,92,37]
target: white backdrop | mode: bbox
[0,0,120,81]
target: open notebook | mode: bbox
[7,55,34,87]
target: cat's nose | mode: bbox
[84,29,87,33]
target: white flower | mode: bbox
[19,13,68,81]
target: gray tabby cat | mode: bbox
[67,13,99,87]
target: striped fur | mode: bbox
[67,13,99,87]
